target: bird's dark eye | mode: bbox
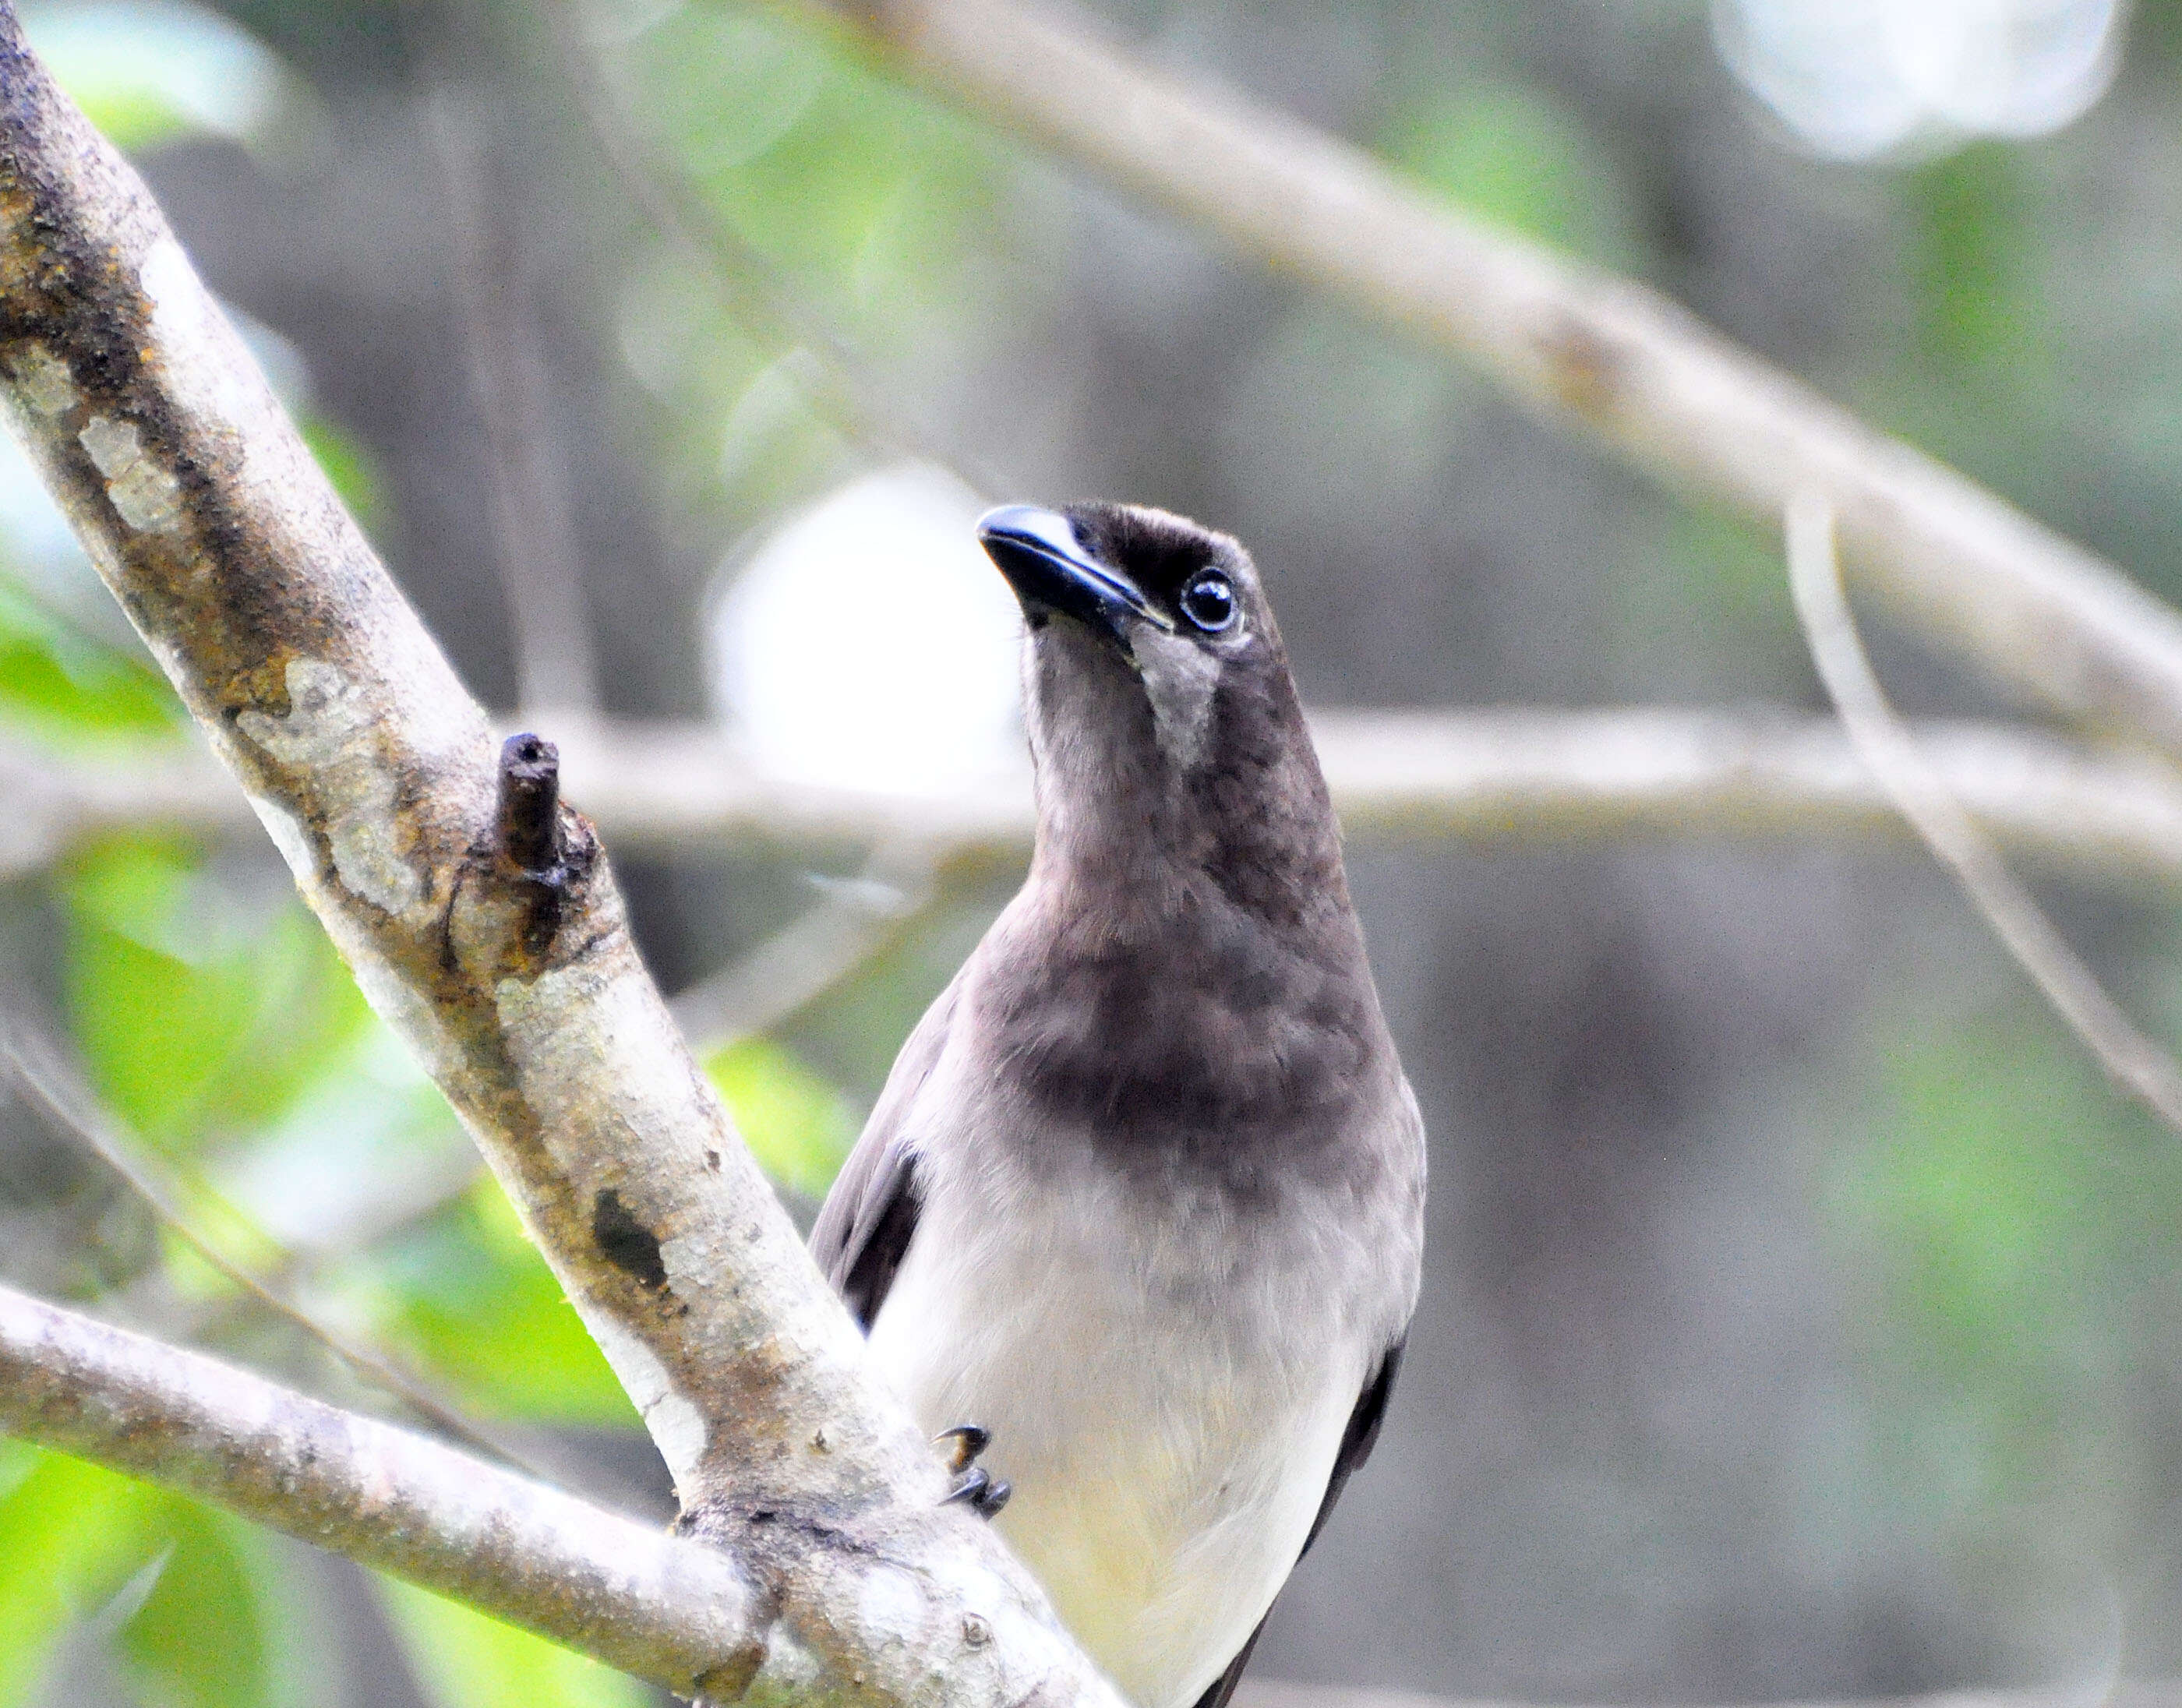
[1178,570,1238,633]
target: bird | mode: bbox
[810,501,1425,1708]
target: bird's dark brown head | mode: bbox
[976,501,1341,923]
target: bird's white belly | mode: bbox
[866,1187,1362,1708]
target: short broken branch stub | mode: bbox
[490,729,591,956]
[500,731,567,875]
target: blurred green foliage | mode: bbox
[0,581,177,742]
[1382,79,1644,270]
[0,1438,641,1708]
[62,835,373,1150]
[1827,997,2182,1530]
[607,1,1025,525]
[0,1444,320,1708]
[1907,144,2037,384]
[377,1576,649,1708]
[365,1178,638,1425]
[23,5,260,153]
[295,416,390,535]
[705,1036,860,1202]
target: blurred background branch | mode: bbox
[799,0,2182,759]
[0,1017,542,1468]
[2,709,2179,885]
[418,72,603,715]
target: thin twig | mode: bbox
[0,1017,551,1474]
[1785,492,2182,1136]
[669,836,941,1053]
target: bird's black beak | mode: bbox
[976,505,1174,640]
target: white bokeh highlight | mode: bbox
[708,465,1026,796]
[22,0,315,156]
[1713,0,2126,161]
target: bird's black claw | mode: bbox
[943,1466,1012,1519]
[934,1423,992,1475]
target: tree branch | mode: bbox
[0,17,1114,1706]
[0,1282,766,1699]
[799,0,2182,757]
[418,75,602,715]
[10,709,2182,891]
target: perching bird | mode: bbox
[810,502,1426,1708]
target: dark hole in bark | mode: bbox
[591,1187,667,1290]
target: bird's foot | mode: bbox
[942,1464,1012,1519]
[934,1424,1009,1517]
[934,1422,990,1474]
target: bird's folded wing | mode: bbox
[808,972,963,1328]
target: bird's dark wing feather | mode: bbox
[808,973,962,1329]
[1189,1338,1408,1708]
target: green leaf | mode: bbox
[114,1505,310,1708]
[704,1036,857,1200]
[376,1576,649,1708]
[363,1177,640,1426]
[61,835,373,1152]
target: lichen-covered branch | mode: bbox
[0,1283,765,1699]
[803,0,2182,757]
[0,16,1112,1706]
[10,709,2182,891]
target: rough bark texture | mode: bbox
[0,1285,766,1699]
[0,16,1112,1707]
[804,0,2182,760]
